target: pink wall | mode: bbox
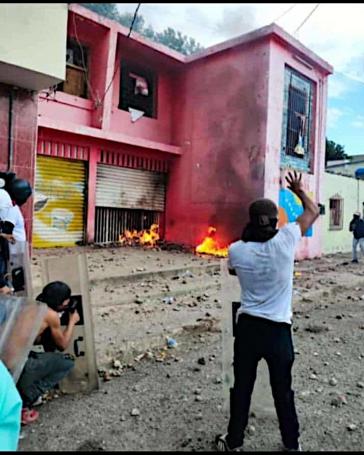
[38,9,181,150]
[109,44,179,146]
[38,92,93,127]
[0,83,38,243]
[264,38,329,259]
[165,41,271,248]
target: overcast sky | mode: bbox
[117,3,364,156]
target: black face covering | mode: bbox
[241,217,278,243]
[36,281,71,311]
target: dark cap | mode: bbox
[36,281,71,310]
[8,178,32,206]
[249,198,278,226]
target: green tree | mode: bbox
[81,3,121,21]
[325,139,348,164]
[152,27,203,55]
[118,12,145,34]
[81,4,204,55]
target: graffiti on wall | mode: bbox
[278,188,313,237]
[32,157,85,248]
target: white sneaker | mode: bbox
[32,396,43,407]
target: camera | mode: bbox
[68,296,78,313]
[59,295,84,326]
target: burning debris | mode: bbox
[195,227,228,258]
[119,224,160,247]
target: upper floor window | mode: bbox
[119,61,157,119]
[58,38,89,99]
[281,66,315,170]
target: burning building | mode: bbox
[33,4,332,259]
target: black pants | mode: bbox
[227,313,300,450]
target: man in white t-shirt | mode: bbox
[0,189,17,294]
[216,170,319,452]
[0,176,31,293]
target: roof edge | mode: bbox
[68,6,333,74]
[186,23,333,75]
[68,3,186,64]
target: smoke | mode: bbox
[214,5,258,40]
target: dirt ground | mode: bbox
[19,246,364,451]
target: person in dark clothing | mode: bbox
[16,281,79,425]
[215,171,319,452]
[349,212,364,263]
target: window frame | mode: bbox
[329,195,344,230]
[57,37,89,99]
[118,60,158,119]
[280,65,316,173]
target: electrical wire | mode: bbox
[272,4,297,24]
[72,12,97,103]
[294,4,320,35]
[98,3,142,106]
[127,3,142,38]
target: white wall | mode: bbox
[323,172,364,254]
[0,4,68,90]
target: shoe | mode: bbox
[32,396,43,407]
[283,443,302,451]
[352,259,359,263]
[21,408,39,425]
[215,433,244,452]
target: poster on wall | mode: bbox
[278,188,313,237]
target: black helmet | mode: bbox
[7,178,32,206]
[36,281,71,310]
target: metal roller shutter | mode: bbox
[96,164,166,211]
[33,156,86,248]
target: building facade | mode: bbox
[326,155,364,178]
[0,3,68,241]
[33,4,333,259]
[323,171,364,255]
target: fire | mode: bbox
[119,224,160,247]
[195,226,228,257]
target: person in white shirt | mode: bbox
[0,188,17,294]
[0,176,32,294]
[216,171,319,452]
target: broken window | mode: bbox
[281,66,315,161]
[329,197,343,230]
[58,38,89,99]
[119,61,157,119]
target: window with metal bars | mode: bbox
[329,197,343,230]
[281,66,315,166]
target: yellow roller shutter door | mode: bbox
[33,156,86,248]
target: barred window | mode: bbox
[281,66,315,163]
[329,197,343,230]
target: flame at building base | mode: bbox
[195,226,228,258]
[119,224,160,247]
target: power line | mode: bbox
[98,3,142,106]
[127,3,142,38]
[272,4,297,23]
[72,12,97,102]
[294,4,320,35]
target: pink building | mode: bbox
[33,3,332,259]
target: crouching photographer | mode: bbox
[17,281,80,425]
